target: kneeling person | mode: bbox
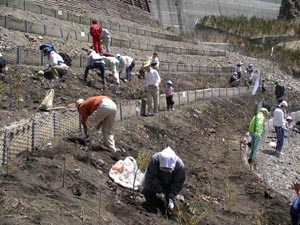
[143,147,185,212]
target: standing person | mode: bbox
[235,62,242,79]
[143,60,161,116]
[273,100,288,156]
[0,53,7,73]
[84,49,106,87]
[90,19,102,54]
[247,108,269,164]
[290,182,300,225]
[246,64,254,86]
[274,80,285,102]
[42,48,69,81]
[165,80,174,111]
[101,28,111,53]
[143,147,185,213]
[150,52,159,71]
[103,56,120,85]
[76,96,118,152]
[116,54,135,82]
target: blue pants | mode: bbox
[126,60,135,81]
[248,132,261,162]
[290,208,300,225]
[274,126,285,152]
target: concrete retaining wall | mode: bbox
[150,0,282,32]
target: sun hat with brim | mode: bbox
[286,116,293,121]
[167,80,173,85]
[159,147,177,171]
[274,80,280,85]
[260,108,269,115]
[143,61,151,68]
[279,101,288,107]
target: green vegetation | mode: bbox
[199,15,300,37]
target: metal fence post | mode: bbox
[23,0,26,10]
[120,103,123,121]
[44,24,47,35]
[80,54,83,68]
[53,113,57,137]
[4,16,8,28]
[31,120,36,151]
[78,112,82,132]
[40,51,44,66]
[2,129,8,165]
[25,20,28,33]
[60,27,63,38]
[17,47,21,65]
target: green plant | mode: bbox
[176,197,209,225]
[253,209,268,225]
[225,179,232,211]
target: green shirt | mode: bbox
[248,112,265,137]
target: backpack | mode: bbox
[58,52,72,67]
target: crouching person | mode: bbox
[142,147,185,213]
[43,48,69,81]
[76,96,118,153]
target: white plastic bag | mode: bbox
[39,89,55,111]
[109,156,144,190]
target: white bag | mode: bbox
[39,89,55,111]
[109,156,144,190]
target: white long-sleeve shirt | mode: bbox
[87,50,105,66]
[273,108,285,127]
[49,51,67,67]
[144,68,161,88]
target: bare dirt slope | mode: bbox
[0,0,297,224]
[0,96,291,225]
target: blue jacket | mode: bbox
[290,197,300,216]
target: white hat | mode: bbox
[286,116,292,121]
[233,72,237,75]
[159,147,177,170]
[279,101,288,107]
[76,99,84,109]
[116,54,121,58]
[167,80,173,85]
[260,108,269,115]
[0,53,2,57]
[143,60,151,68]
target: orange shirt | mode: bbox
[78,96,109,130]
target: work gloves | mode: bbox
[168,198,175,210]
[156,192,165,201]
[156,193,175,210]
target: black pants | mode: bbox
[0,57,6,72]
[84,62,106,85]
[166,96,174,109]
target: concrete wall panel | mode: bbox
[150,0,282,32]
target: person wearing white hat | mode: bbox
[247,108,269,164]
[285,116,293,135]
[143,60,161,116]
[165,80,174,110]
[245,64,254,86]
[143,147,185,212]
[76,96,118,152]
[0,53,7,73]
[273,100,288,156]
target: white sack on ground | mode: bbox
[109,156,144,190]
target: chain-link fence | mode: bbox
[0,0,181,42]
[0,85,276,167]
[0,14,226,57]
[1,46,234,73]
